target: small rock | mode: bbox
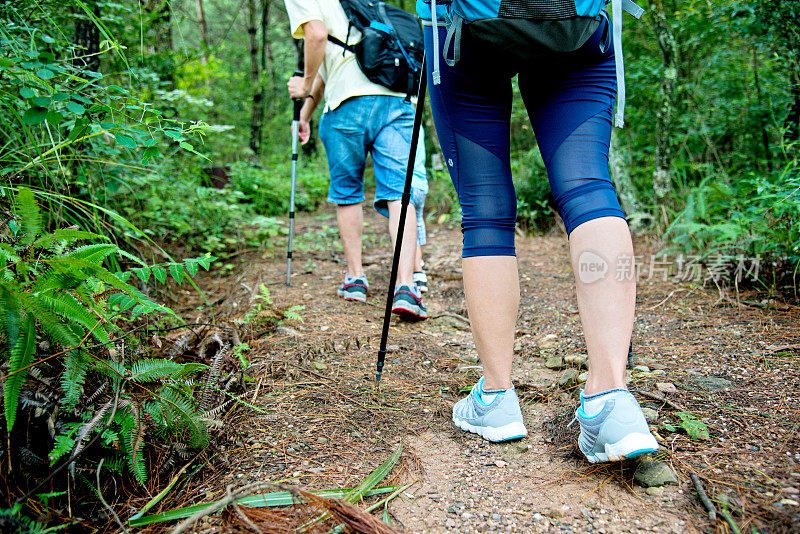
[634,365,651,373]
[494,459,508,468]
[783,487,799,495]
[548,508,565,519]
[516,442,531,453]
[491,513,502,522]
[779,499,799,506]
[445,518,457,528]
[656,382,678,394]
[691,376,733,391]
[303,293,313,300]
[545,355,564,369]
[642,408,659,422]
[557,369,579,388]
[539,334,558,349]
[320,325,330,331]
[651,369,666,376]
[564,353,588,368]
[634,461,679,488]
[578,372,589,383]
[514,342,523,352]
[646,487,664,496]
[312,361,328,371]
[317,437,328,444]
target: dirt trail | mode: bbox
[175,206,799,533]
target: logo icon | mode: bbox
[577,251,608,283]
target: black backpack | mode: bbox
[328,0,424,99]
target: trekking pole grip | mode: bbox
[292,69,304,121]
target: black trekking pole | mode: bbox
[286,69,304,287]
[375,55,427,385]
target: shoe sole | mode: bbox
[392,302,427,322]
[337,289,366,303]
[452,417,527,442]
[582,432,659,463]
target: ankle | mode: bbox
[482,377,512,391]
[584,374,626,396]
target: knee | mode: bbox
[555,181,625,235]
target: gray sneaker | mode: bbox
[452,377,528,442]
[337,275,368,302]
[574,389,659,463]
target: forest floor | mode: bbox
[153,206,800,533]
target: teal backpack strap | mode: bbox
[613,0,645,127]
[431,0,442,84]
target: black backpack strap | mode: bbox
[327,34,354,52]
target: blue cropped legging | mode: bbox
[425,17,626,257]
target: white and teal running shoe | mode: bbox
[574,389,659,463]
[452,377,528,442]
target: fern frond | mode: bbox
[64,243,119,266]
[71,398,112,459]
[0,243,21,263]
[30,267,83,293]
[16,291,82,349]
[33,229,105,250]
[38,291,111,345]
[15,187,42,246]
[61,350,89,409]
[160,385,208,448]
[49,423,80,465]
[128,359,180,382]
[120,410,147,483]
[4,313,36,430]
[127,359,207,382]
[0,284,23,347]
[129,400,145,477]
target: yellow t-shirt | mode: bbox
[284,0,403,112]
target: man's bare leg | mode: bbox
[336,202,364,277]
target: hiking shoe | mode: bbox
[337,275,368,303]
[413,271,428,293]
[391,284,427,321]
[574,389,659,463]
[452,377,528,442]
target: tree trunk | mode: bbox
[195,0,209,64]
[752,47,772,171]
[74,0,101,71]
[609,129,642,228]
[248,0,262,154]
[254,0,271,149]
[649,0,678,221]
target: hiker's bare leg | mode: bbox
[415,243,423,272]
[386,200,417,286]
[463,256,519,390]
[569,216,635,395]
[337,202,364,277]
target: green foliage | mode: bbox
[666,154,800,284]
[1,188,214,484]
[0,504,61,533]
[674,411,711,440]
[512,147,555,232]
[238,284,304,328]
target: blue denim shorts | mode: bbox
[319,95,415,217]
[412,187,426,246]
